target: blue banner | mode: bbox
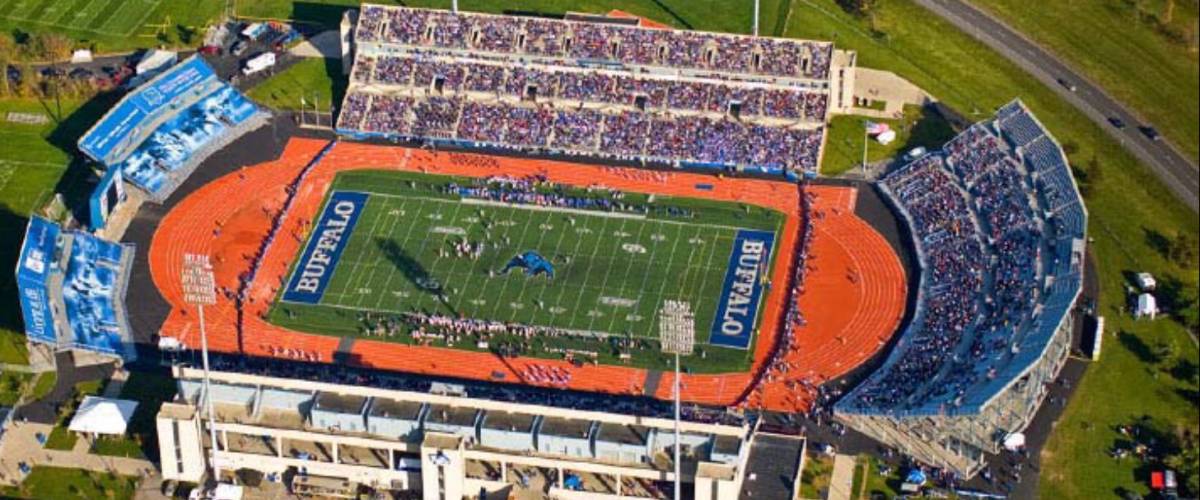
[78,56,217,165]
[282,191,370,304]
[89,166,124,231]
[16,217,60,344]
[708,229,776,349]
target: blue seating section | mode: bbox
[841,101,1085,417]
[61,232,128,356]
[117,85,261,196]
[998,108,1044,147]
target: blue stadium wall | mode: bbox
[15,217,60,345]
[89,166,125,231]
[77,56,219,167]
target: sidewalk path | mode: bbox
[827,454,855,500]
[0,422,155,487]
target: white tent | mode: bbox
[70,50,93,64]
[68,396,138,436]
[136,50,177,75]
[1003,432,1026,451]
[1135,293,1158,320]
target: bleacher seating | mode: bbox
[17,216,137,360]
[840,101,1086,417]
[355,5,833,79]
[78,56,268,203]
[340,5,833,174]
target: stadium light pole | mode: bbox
[660,300,694,500]
[181,254,222,482]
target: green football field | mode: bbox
[269,170,785,372]
[0,0,161,36]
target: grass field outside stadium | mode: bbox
[268,170,786,373]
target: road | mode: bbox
[914,0,1200,213]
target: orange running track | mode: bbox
[150,138,906,412]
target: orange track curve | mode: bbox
[150,138,906,413]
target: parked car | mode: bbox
[231,40,249,56]
[68,67,94,80]
[39,66,65,78]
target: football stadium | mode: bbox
[6,2,1109,498]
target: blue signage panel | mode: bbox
[16,217,60,344]
[708,229,776,350]
[89,166,124,231]
[282,191,370,304]
[78,56,217,165]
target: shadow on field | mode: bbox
[42,90,121,224]
[1116,330,1157,364]
[375,238,458,315]
[897,104,959,154]
[0,206,32,361]
[292,2,356,29]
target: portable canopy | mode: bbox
[68,396,138,435]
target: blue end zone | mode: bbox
[282,191,369,304]
[708,229,776,350]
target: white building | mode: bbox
[157,366,805,499]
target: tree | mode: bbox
[1165,430,1200,496]
[33,33,73,62]
[1168,232,1199,268]
[0,32,15,96]
[837,0,880,18]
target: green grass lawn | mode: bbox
[799,453,834,499]
[0,466,137,499]
[247,57,343,113]
[0,0,223,55]
[268,169,782,373]
[820,104,956,176]
[28,370,56,400]
[849,454,901,500]
[783,0,1200,497]
[973,0,1200,164]
[0,370,32,406]
[236,0,793,36]
[44,378,107,451]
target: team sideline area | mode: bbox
[148,139,906,414]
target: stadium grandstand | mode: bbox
[336,4,854,176]
[77,55,268,205]
[15,216,138,361]
[834,100,1087,477]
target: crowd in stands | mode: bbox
[356,5,833,80]
[844,104,1084,414]
[342,6,835,174]
[358,55,829,121]
[341,92,824,172]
